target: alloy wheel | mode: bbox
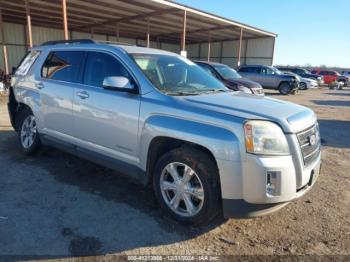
[20,115,37,149]
[160,162,204,217]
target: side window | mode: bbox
[83,52,133,87]
[261,67,274,75]
[319,71,328,75]
[41,51,85,83]
[16,51,41,76]
[240,67,259,73]
[198,64,218,79]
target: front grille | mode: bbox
[297,124,321,166]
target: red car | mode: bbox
[311,69,340,84]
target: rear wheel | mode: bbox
[16,108,41,154]
[153,147,221,225]
[278,82,291,95]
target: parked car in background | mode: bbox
[195,61,264,96]
[312,69,348,86]
[8,40,321,224]
[342,71,350,78]
[238,65,300,95]
[283,72,318,90]
[277,67,323,85]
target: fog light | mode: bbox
[266,171,280,197]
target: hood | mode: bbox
[282,73,299,81]
[226,78,262,89]
[182,92,316,133]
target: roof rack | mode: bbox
[40,39,95,46]
[94,40,134,46]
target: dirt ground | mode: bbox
[0,88,349,260]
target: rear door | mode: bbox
[72,51,141,166]
[239,67,261,83]
[39,50,85,140]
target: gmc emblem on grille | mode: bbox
[308,134,317,146]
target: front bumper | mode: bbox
[222,150,321,218]
[307,81,319,89]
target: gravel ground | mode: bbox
[0,88,349,260]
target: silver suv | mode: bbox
[238,65,300,95]
[8,40,321,224]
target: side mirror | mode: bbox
[102,76,137,93]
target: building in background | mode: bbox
[0,0,276,73]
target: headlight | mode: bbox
[244,121,290,155]
[237,85,253,94]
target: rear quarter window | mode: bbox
[15,51,41,76]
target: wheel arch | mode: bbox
[8,86,34,131]
[140,115,242,186]
[145,136,220,185]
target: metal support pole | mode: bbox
[237,27,243,66]
[146,18,150,48]
[207,33,211,62]
[116,22,120,42]
[181,10,187,52]
[62,0,69,40]
[25,0,33,48]
[0,9,9,74]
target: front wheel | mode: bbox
[299,82,307,90]
[278,82,291,95]
[153,147,221,225]
[16,108,41,154]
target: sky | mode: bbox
[174,0,350,68]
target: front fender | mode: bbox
[139,115,242,171]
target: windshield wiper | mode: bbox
[202,89,229,94]
[165,91,201,96]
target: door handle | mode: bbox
[36,82,44,90]
[76,91,90,99]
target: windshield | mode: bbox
[131,54,228,96]
[213,64,242,80]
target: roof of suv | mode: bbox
[240,65,273,69]
[194,61,227,66]
[33,39,179,57]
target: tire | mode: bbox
[299,82,307,90]
[278,82,291,95]
[16,108,41,155]
[153,147,221,225]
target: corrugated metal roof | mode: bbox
[0,0,276,44]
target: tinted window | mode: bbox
[84,52,132,87]
[42,51,85,83]
[319,71,328,75]
[239,67,259,73]
[197,64,218,78]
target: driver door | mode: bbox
[73,51,141,166]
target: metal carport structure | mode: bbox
[0,0,277,74]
